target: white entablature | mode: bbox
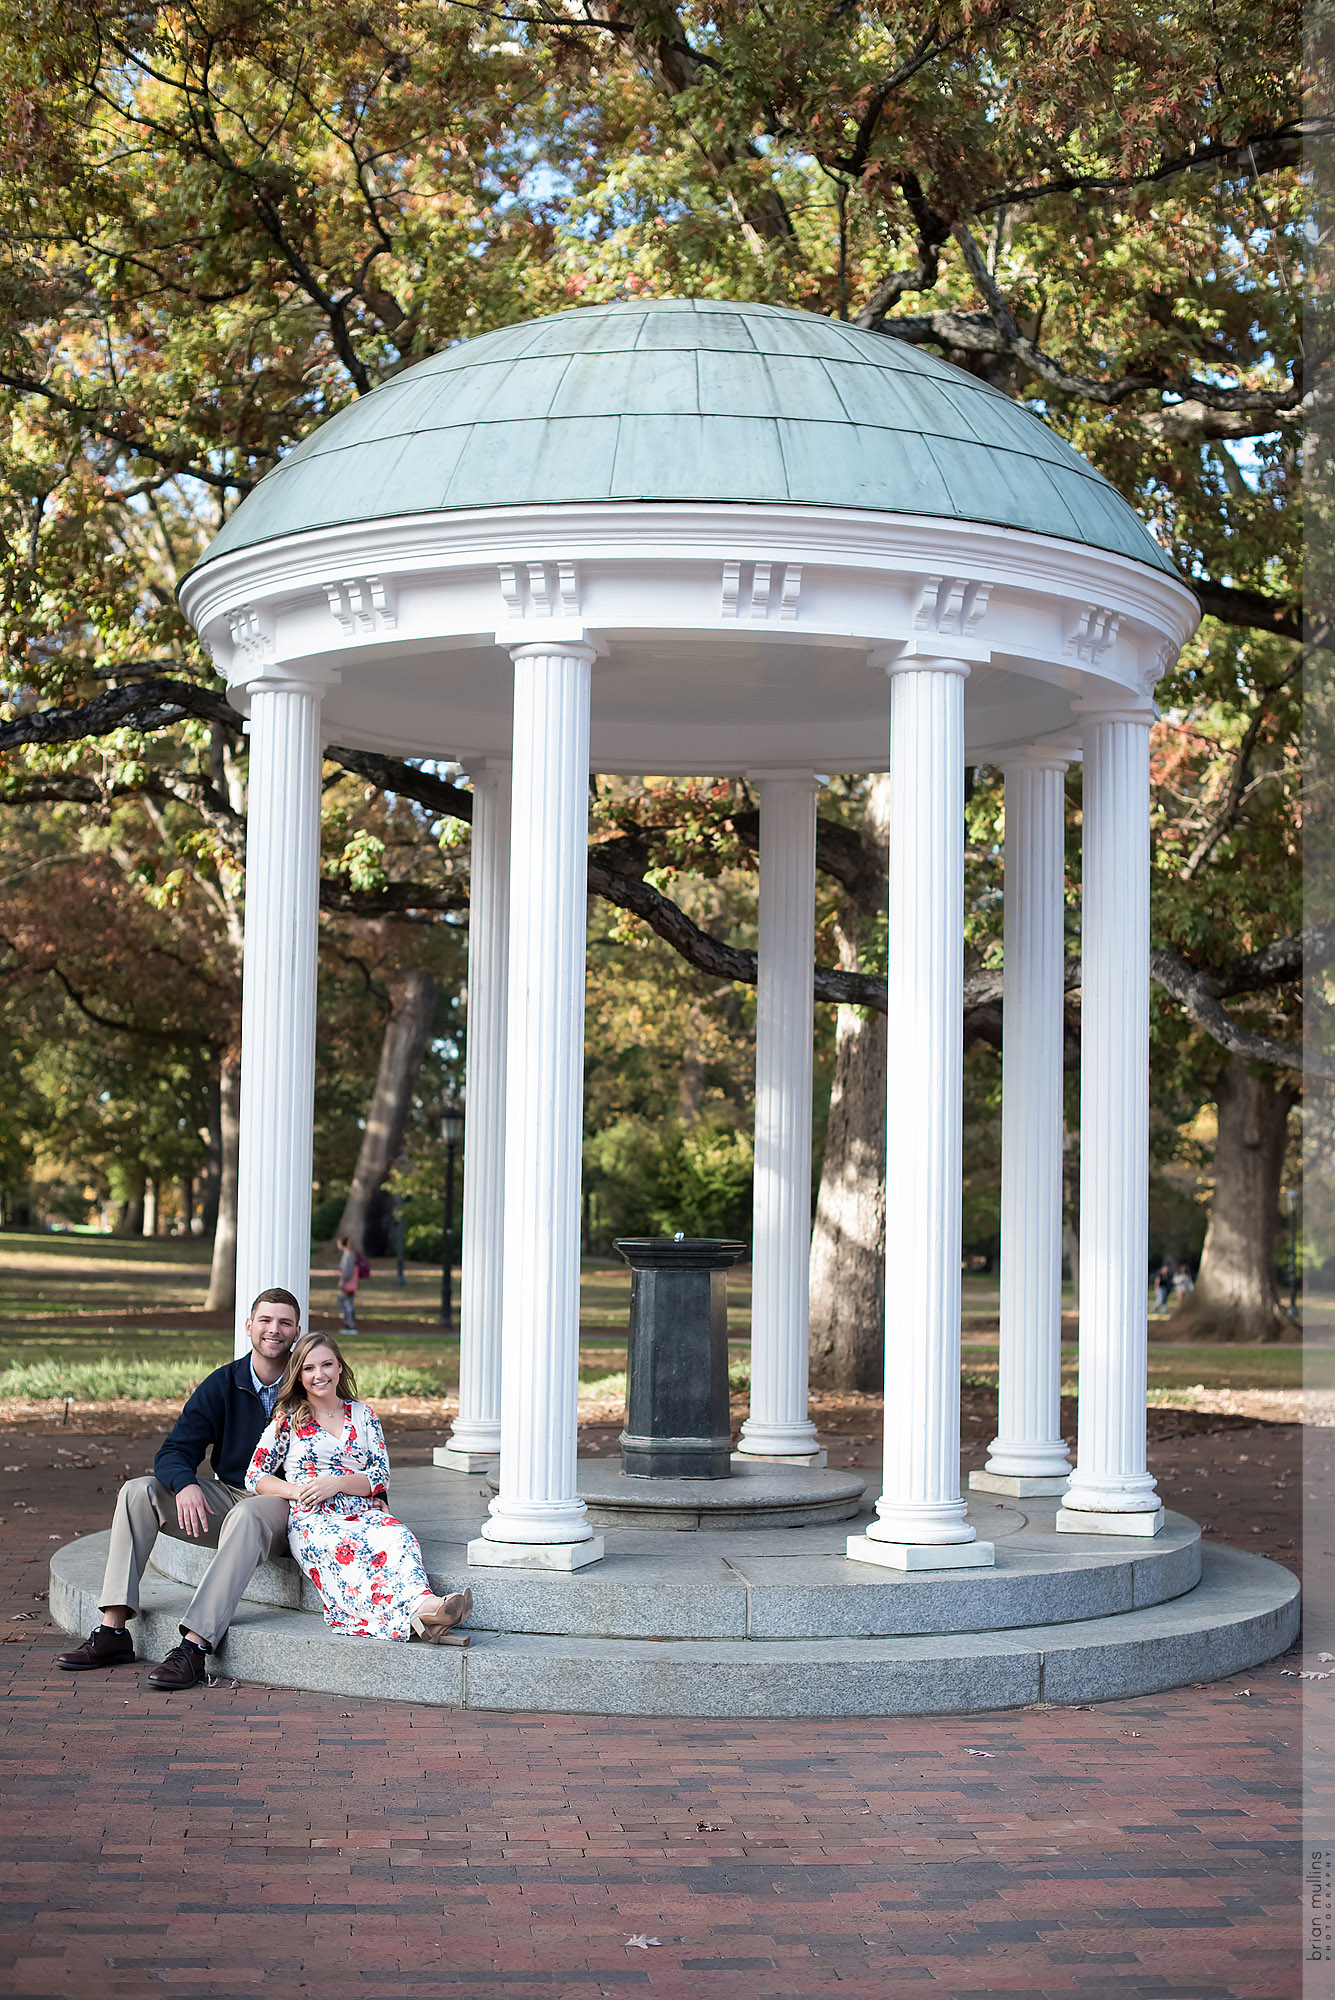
[181,502,1195,775]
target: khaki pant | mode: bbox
[100,1475,290,1649]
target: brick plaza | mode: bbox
[0,1420,1310,1999]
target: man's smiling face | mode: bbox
[247,1300,300,1366]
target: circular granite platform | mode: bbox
[49,1461,1300,1717]
[575,1457,867,1529]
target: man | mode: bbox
[56,1288,300,1691]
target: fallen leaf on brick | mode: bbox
[626,1936,661,1949]
[696,1823,725,1832]
[1320,1654,1334,1663]
[965,1748,994,1757]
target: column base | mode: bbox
[434,1446,500,1474]
[467,1536,605,1572]
[846,1535,996,1572]
[732,1447,828,1470]
[1055,1507,1164,1538]
[969,1469,1070,1497]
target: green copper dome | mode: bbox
[196,298,1175,576]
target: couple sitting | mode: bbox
[57,1287,471,1689]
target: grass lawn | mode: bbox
[0,1229,1321,1400]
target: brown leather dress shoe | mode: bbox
[146,1640,210,1690]
[56,1626,136,1671]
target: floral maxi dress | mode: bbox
[245,1400,431,1641]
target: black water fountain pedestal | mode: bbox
[614,1236,746,1479]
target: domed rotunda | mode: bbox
[133,300,1291,1717]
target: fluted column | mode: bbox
[233,677,325,1354]
[737,771,823,1465]
[972,751,1073,1497]
[848,656,994,1570]
[469,639,604,1570]
[1058,699,1163,1536]
[438,759,511,1472]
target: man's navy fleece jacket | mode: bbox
[153,1357,272,1492]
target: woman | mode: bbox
[246,1331,471,1645]
[336,1235,359,1332]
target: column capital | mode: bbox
[876,650,972,680]
[995,744,1075,774]
[496,623,598,661]
[744,767,826,789]
[1071,694,1157,730]
[237,664,340,701]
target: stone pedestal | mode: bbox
[616,1237,746,1479]
[969,1469,1070,1498]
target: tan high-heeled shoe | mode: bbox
[410,1588,473,1645]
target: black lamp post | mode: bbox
[440,1101,464,1328]
[1284,1186,1299,1318]
[393,1149,409,1288]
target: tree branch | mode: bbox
[874,297,1314,429]
[0,370,257,493]
[1192,581,1304,642]
[0,676,238,754]
[973,116,1334,213]
[1149,946,1322,1076]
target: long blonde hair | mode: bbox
[274,1331,359,1426]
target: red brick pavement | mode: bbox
[0,1422,1307,2000]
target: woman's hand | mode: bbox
[293,1474,353,1510]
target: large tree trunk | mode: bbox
[204,1052,240,1314]
[337,968,438,1251]
[116,1167,145,1237]
[809,775,890,1390]
[1172,1054,1299,1343]
[809,1005,888,1387]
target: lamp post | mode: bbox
[393,1149,409,1289]
[1284,1186,1299,1318]
[440,1102,464,1329]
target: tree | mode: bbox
[0,0,1316,1369]
[335,965,439,1253]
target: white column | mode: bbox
[972,751,1073,1497]
[469,637,604,1570]
[1058,700,1163,1536]
[437,760,511,1472]
[848,655,994,1571]
[737,771,823,1466]
[232,676,325,1354]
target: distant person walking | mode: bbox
[1173,1262,1195,1300]
[337,1235,360,1332]
[1154,1262,1174,1311]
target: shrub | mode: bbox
[310,1189,348,1245]
[583,1115,753,1250]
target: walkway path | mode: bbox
[0,1421,1308,1998]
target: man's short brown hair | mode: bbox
[249,1287,302,1320]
